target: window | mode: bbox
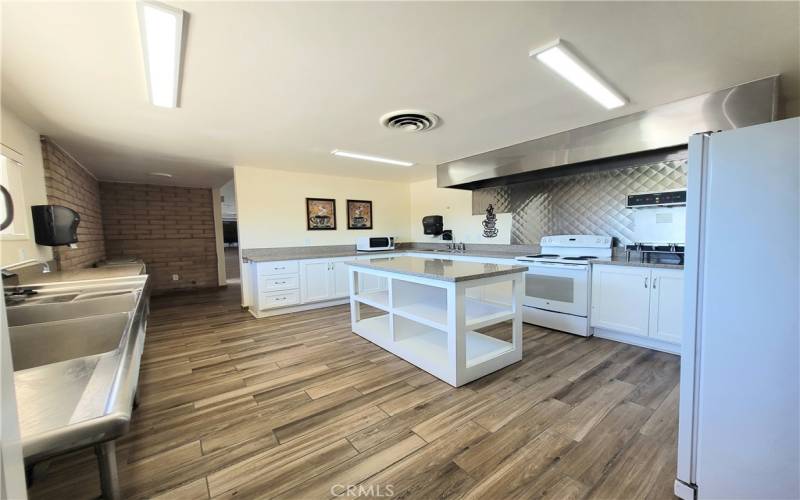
[0,146,28,239]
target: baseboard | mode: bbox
[593,327,681,355]
[249,298,350,318]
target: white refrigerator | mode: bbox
[676,117,799,499]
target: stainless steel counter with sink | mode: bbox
[4,273,150,499]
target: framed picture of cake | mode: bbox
[347,199,373,230]
[306,198,336,230]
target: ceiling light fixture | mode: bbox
[331,150,414,167]
[137,0,185,108]
[529,39,626,109]
[149,172,173,178]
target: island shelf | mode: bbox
[348,257,526,387]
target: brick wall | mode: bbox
[100,182,219,293]
[41,137,106,270]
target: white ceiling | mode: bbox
[2,1,798,188]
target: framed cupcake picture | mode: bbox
[347,199,373,230]
[306,198,336,230]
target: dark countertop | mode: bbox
[347,256,528,282]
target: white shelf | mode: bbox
[465,331,514,367]
[393,297,513,331]
[465,299,516,330]
[352,314,391,347]
[352,290,390,311]
[394,326,513,368]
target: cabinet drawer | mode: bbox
[259,274,298,292]
[259,290,300,310]
[258,260,299,276]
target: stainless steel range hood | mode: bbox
[437,76,779,189]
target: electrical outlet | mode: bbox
[172,274,180,281]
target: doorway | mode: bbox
[220,179,239,284]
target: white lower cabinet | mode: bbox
[590,264,683,347]
[252,255,398,317]
[591,265,652,336]
[260,290,300,309]
[332,261,351,298]
[300,260,335,303]
[300,258,356,303]
[648,268,684,344]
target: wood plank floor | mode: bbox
[28,285,680,499]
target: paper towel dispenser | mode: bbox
[31,205,80,246]
[422,215,443,236]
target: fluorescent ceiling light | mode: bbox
[137,1,185,108]
[331,150,414,167]
[530,39,626,109]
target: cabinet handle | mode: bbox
[275,266,286,270]
[652,278,657,289]
[644,277,649,288]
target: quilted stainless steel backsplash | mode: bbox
[472,159,688,247]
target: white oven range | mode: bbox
[516,235,612,336]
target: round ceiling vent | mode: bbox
[380,110,440,132]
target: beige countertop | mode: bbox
[242,247,526,263]
[347,256,528,282]
[590,256,684,270]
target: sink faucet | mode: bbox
[42,261,51,274]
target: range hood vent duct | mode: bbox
[437,76,779,190]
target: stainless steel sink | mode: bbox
[6,271,149,500]
[9,312,130,371]
[7,292,138,327]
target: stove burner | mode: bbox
[527,254,559,258]
[562,255,597,260]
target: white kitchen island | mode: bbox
[347,256,527,387]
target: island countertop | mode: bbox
[347,256,528,282]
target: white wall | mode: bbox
[0,107,52,267]
[408,177,511,245]
[234,165,411,249]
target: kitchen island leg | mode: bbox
[95,440,121,500]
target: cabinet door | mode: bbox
[331,261,351,298]
[648,268,683,344]
[300,261,333,303]
[590,265,651,336]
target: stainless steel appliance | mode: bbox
[626,189,686,264]
[356,236,395,252]
[516,235,612,336]
[676,117,799,499]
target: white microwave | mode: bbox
[356,236,395,252]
